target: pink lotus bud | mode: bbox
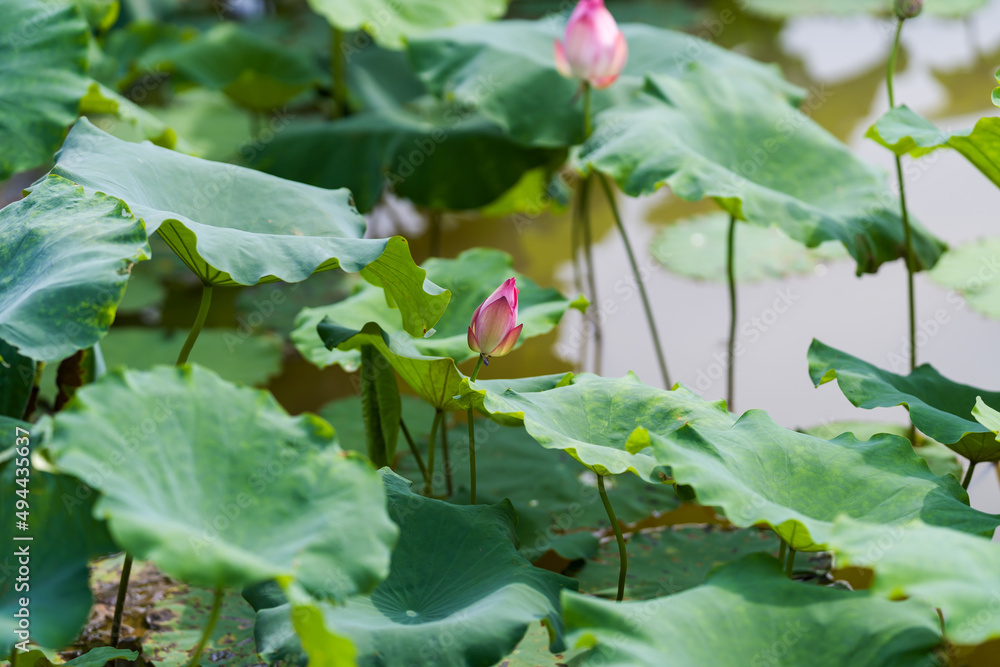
[467,277,523,360]
[553,0,628,89]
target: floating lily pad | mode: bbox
[867,105,1000,188]
[928,236,1000,319]
[649,409,999,551]
[251,470,577,667]
[408,21,802,148]
[580,71,945,275]
[488,622,586,667]
[0,465,115,655]
[65,648,139,666]
[0,0,90,178]
[742,0,988,18]
[0,175,150,363]
[46,365,397,600]
[48,118,449,336]
[296,248,584,371]
[651,212,847,283]
[465,372,736,481]
[563,554,944,666]
[574,527,783,601]
[252,99,563,213]
[307,0,508,49]
[809,339,1000,462]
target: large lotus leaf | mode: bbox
[830,518,1000,646]
[142,89,252,162]
[346,43,426,112]
[388,420,681,561]
[0,175,150,363]
[743,0,988,17]
[648,409,999,551]
[463,372,736,481]
[563,553,944,667]
[317,321,569,410]
[574,526,783,601]
[929,237,1000,319]
[296,248,584,370]
[78,82,187,151]
[0,339,34,419]
[251,470,577,667]
[45,365,397,600]
[580,71,945,276]
[47,118,449,335]
[138,22,322,111]
[307,0,507,49]
[0,464,116,655]
[0,0,90,179]
[868,105,1000,188]
[252,99,564,213]
[809,339,1000,462]
[651,212,847,283]
[407,21,802,148]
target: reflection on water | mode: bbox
[366,2,1000,514]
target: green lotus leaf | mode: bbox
[808,339,1000,462]
[830,518,1000,646]
[867,105,1000,188]
[0,339,35,420]
[252,99,564,213]
[251,470,576,667]
[140,89,252,162]
[296,248,584,370]
[0,465,116,655]
[743,0,987,18]
[78,82,188,151]
[0,175,150,363]
[408,21,802,148]
[64,648,139,667]
[346,43,426,112]
[47,118,449,335]
[307,0,508,49]
[581,71,945,275]
[45,365,397,600]
[649,409,999,551]
[651,212,847,283]
[0,0,90,179]
[928,236,1000,319]
[803,421,962,479]
[463,372,736,480]
[138,22,322,111]
[574,526,784,601]
[563,553,944,667]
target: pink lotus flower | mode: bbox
[553,0,628,89]
[468,277,523,360]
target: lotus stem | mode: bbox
[330,26,347,118]
[176,285,213,366]
[962,460,978,490]
[726,214,738,409]
[778,538,787,564]
[468,355,485,504]
[400,417,427,480]
[598,475,628,602]
[598,174,671,388]
[578,177,603,374]
[184,586,224,667]
[441,412,452,496]
[785,547,797,578]
[424,410,443,496]
[109,552,134,648]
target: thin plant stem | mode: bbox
[582,82,593,138]
[962,460,978,490]
[441,412,452,496]
[726,214,738,409]
[109,552,134,647]
[578,177,602,374]
[424,410,443,496]
[887,17,919,443]
[428,210,442,257]
[176,285,213,366]
[183,587,224,667]
[778,539,787,564]
[400,418,427,480]
[468,355,485,504]
[598,475,628,602]
[785,547,797,578]
[330,26,347,118]
[598,174,671,387]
